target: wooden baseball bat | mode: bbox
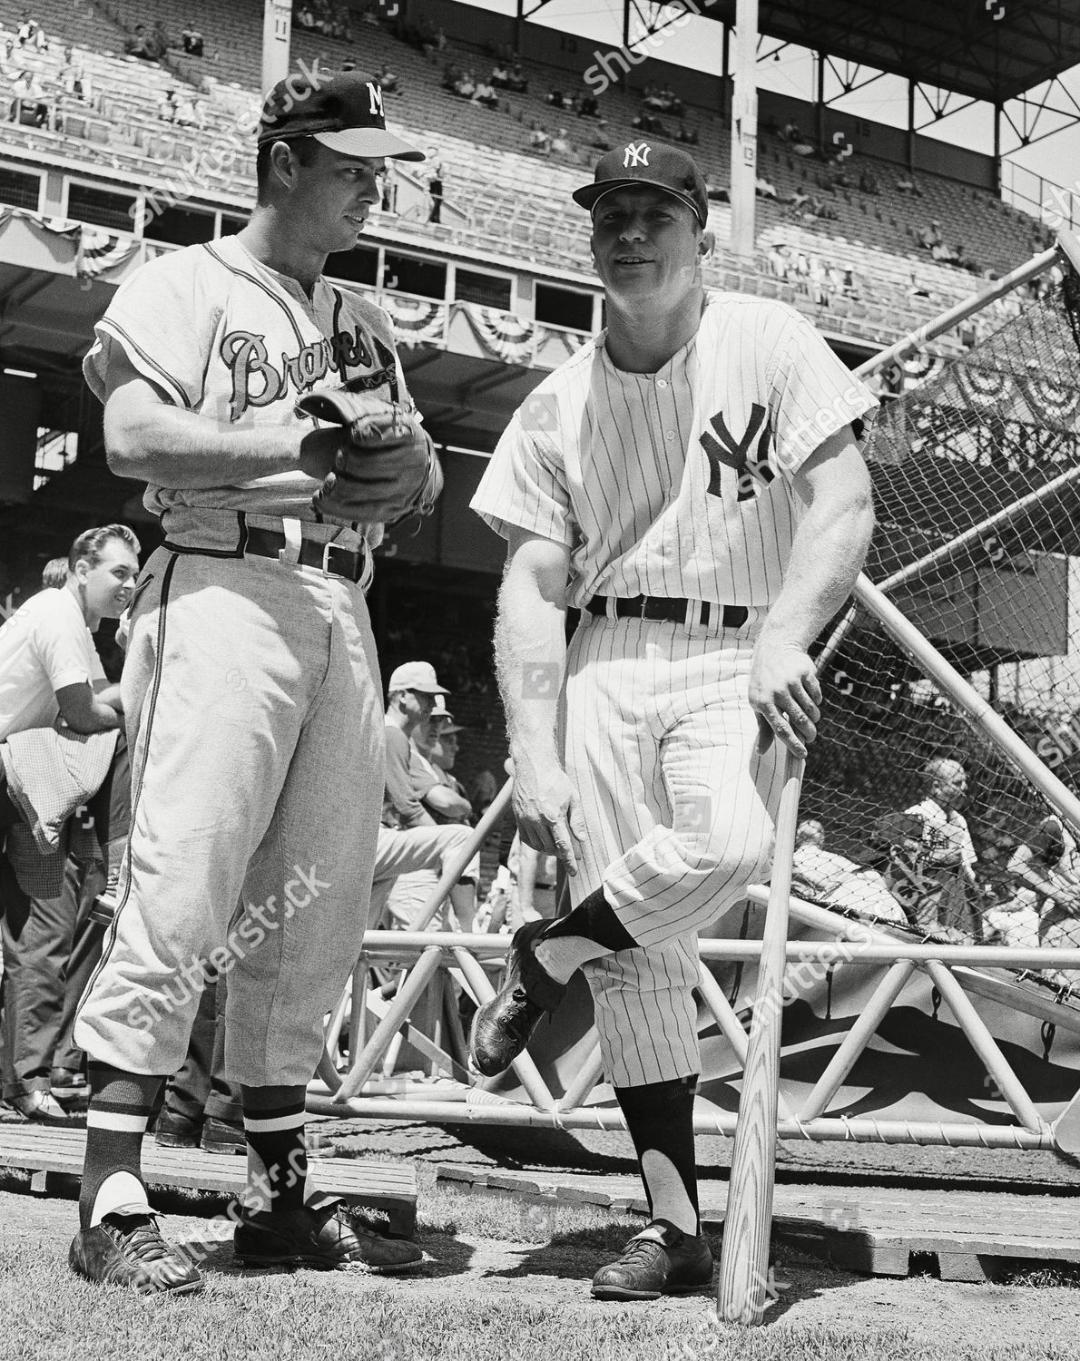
[716,748,805,1324]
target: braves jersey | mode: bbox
[471,294,877,607]
[83,234,412,532]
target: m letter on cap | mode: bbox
[368,82,385,117]
[623,142,650,167]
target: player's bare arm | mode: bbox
[55,680,122,733]
[104,370,350,488]
[495,526,585,872]
[750,424,875,758]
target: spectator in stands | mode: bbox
[181,21,204,57]
[491,61,510,88]
[790,820,907,923]
[778,120,800,142]
[528,121,551,154]
[455,71,477,100]
[296,3,315,28]
[588,123,614,153]
[60,57,87,101]
[895,173,924,196]
[882,758,979,937]
[918,220,942,252]
[375,62,400,95]
[175,95,197,127]
[857,167,880,195]
[755,174,778,199]
[160,88,179,123]
[578,93,600,119]
[506,61,528,93]
[427,158,444,224]
[473,79,499,109]
[995,815,1080,988]
[0,526,138,1123]
[546,88,567,110]
[705,175,729,203]
[124,24,156,61]
[10,69,47,127]
[675,120,699,145]
[17,15,46,51]
[907,272,931,299]
[550,127,573,159]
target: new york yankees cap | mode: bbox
[258,69,424,161]
[573,142,709,227]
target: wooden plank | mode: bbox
[0,1126,417,1237]
[434,1164,1080,1277]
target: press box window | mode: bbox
[67,182,139,232]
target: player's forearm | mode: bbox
[105,406,329,488]
[759,489,874,651]
[494,564,567,767]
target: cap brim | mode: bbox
[572,178,705,225]
[413,683,450,694]
[437,722,465,733]
[314,128,425,161]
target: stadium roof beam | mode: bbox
[695,0,1080,105]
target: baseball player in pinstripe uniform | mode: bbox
[68,72,439,1293]
[470,143,877,1300]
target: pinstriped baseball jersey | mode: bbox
[471,293,877,607]
[83,234,411,535]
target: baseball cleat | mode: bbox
[153,1110,201,1149]
[69,1214,204,1294]
[233,1200,423,1273]
[468,920,566,1077]
[591,1221,713,1301]
[199,1117,246,1156]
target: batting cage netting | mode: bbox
[796,261,1080,993]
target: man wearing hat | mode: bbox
[470,141,876,1298]
[69,72,440,1292]
[379,663,477,929]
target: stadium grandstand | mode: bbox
[1,0,1080,950]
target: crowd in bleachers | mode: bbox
[0,0,1059,355]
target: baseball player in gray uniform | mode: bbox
[470,143,877,1300]
[69,72,441,1293]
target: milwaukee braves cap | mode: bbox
[388,661,448,695]
[572,142,708,227]
[258,69,424,161]
[431,694,465,733]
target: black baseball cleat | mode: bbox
[591,1221,713,1301]
[200,1117,246,1156]
[468,919,566,1077]
[69,1213,204,1294]
[153,1110,201,1149]
[233,1199,423,1274]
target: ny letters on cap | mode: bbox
[572,142,709,226]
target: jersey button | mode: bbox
[665,430,676,441]
[656,378,669,389]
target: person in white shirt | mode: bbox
[790,819,906,924]
[886,758,978,937]
[0,525,139,1123]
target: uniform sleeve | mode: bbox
[30,595,98,693]
[766,308,879,481]
[83,249,221,410]
[470,411,575,545]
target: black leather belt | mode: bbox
[585,595,748,629]
[244,527,367,583]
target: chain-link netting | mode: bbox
[796,264,1080,995]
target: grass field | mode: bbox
[1,1167,1079,1361]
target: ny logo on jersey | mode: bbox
[700,403,775,503]
[623,142,650,167]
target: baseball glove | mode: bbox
[296,386,442,527]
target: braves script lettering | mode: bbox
[221,326,395,420]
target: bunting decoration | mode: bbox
[458,303,536,365]
[381,294,446,347]
[75,225,140,280]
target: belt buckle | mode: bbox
[637,595,650,619]
[322,541,355,580]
